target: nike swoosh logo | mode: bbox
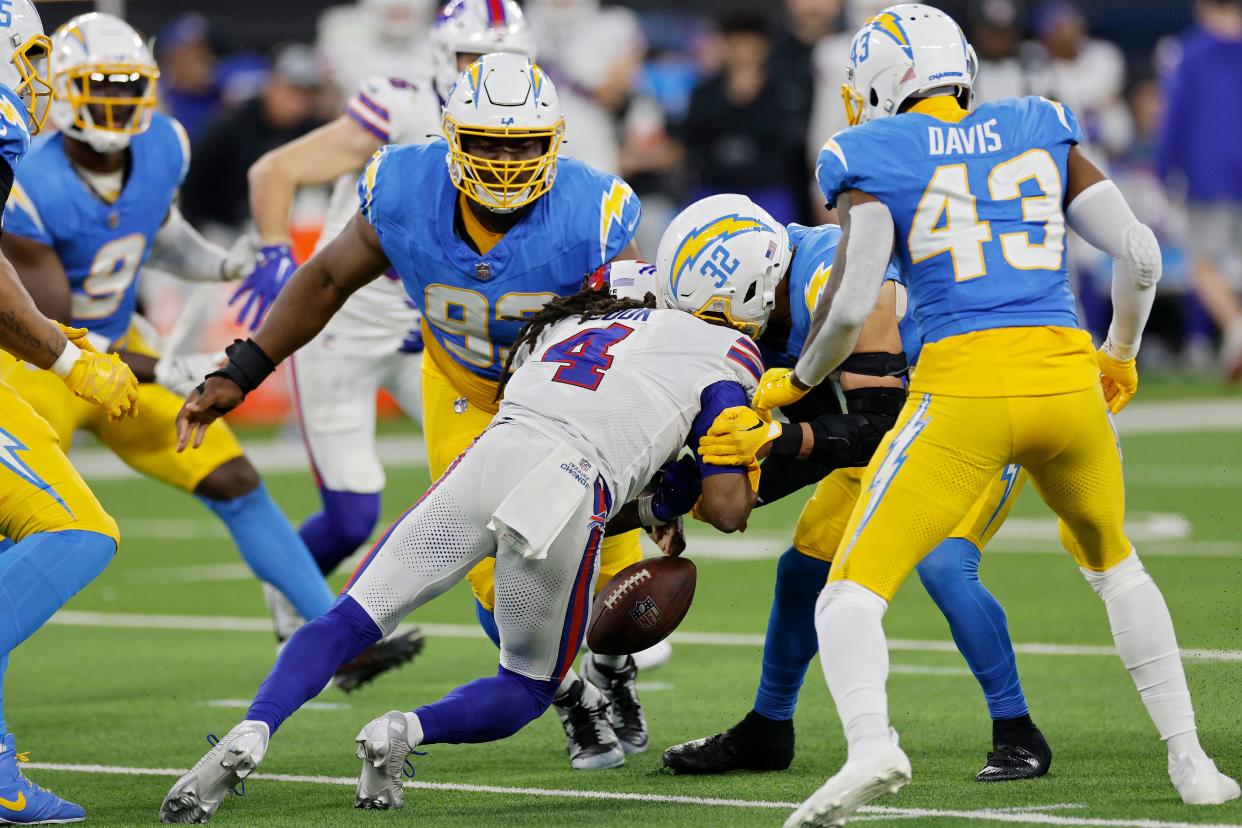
[0,792,26,810]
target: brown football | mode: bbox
[586,556,697,656]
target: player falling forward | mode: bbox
[0,2,140,822]
[0,13,411,691]
[747,6,1239,825]
[159,265,764,822]
[247,0,533,653]
[659,195,1050,781]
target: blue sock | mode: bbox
[753,547,830,721]
[247,595,381,734]
[416,665,558,744]
[474,600,501,648]
[298,489,382,575]
[0,654,7,742]
[201,484,334,621]
[916,537,1028,720]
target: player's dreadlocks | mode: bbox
[496,283,657,400]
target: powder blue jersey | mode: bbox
[359,140,641,381]
[0,85,31,182]
[4,113,190,342]
[816,96,1083,346]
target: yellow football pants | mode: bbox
[421,351,643,613]
[1,330,244,494]
[829,385,1131,601]
[0,379,118,542]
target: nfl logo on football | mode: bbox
[630,596,662,631]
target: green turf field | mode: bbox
[9,416,1242,827]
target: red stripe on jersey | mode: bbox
[486,0,506,25]
[733,336,762,362]
[727,347,763,382]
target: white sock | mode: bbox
[590,652,628,671]
[402,712,424,747]
[816,581,892,757]
[1081,553,1201,758]
[555,667,580,700]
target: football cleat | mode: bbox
[0,736,85,824]
[552,679,625,770]
[976,717,1052,782]
[783,732,910,828]
[663,710,794,775]
[584,655,648,755]
[334,629,426,693]
[160,721,269,824]
[1169,752,1241,805]
[355,711,416,810]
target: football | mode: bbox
[586,556,697,656]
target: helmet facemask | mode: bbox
[57,62,159,153]
[444,117,563,213]
[10,31,53,134]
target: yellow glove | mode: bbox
[1096,349,1138,414]
[699,406,781,467]
[752,367,809,422]
[54,325,140,420]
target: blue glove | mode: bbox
[650,456,702,522]
[230,244,296,331]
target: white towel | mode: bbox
[488,441,595,560]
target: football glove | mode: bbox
[752,367,808,422]
[155,351,226,398]
[650,456,702,523]
[56,325,139,420]
[230,243,296,331]
[1097,347,1138,413]
[698,406,781,467]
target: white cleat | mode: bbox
[632,639,673,672]
[355,711,414,810]
[784,737,911,828]
[1170,753,1241,805]
[160,721,269,824]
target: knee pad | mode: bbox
[815,579,888,623]
[1081,550,1145,602]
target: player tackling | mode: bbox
[750,6,1239,825]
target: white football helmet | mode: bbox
[841,3,977,126]
[442,52,564,214]
[50,13,159,154]
[656,194,791,339]
[0,0,52,134]
[600,260,658,303]
[430,0,536,102]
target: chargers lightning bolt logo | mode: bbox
[598,179,634,265]
[804,261,832,314]
[669,214,774,297]
[0,427,74,518]
[866,11,914,59]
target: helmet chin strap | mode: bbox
[83,129,131,155]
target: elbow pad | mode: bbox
[1067,180,1162,288]
[1122,221,1161,289]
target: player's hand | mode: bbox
[648,516,685,557]
[155,352,225,398]
[699,406,781,467]
[752,367,809,422]
[176,376,243,452]
[229,243,295,332]
[1096,348,1138,414]
[57,327,139,420]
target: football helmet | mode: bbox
[50,13,159,154]
[361,0,436,40]
[442,52,564,214]
[0,0,53,134]
[841,3,977,126]
[598,260,658,303]
[656,194,790,339]
[430,0,536,102]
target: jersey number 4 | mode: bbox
[542,323,633,391]
[908,149,1065,281]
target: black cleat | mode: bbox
[662,710,793,775]
[334,629,426,693]
[976,715,1052,782]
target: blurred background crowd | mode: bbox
[36,0,1242,384]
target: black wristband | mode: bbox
[768,423,806,458]
[205,338,276,397]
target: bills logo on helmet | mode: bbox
[668,214,774,297]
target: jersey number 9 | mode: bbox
[75,233,146,320]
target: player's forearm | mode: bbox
[0,258,67,369]
[115,350,157,383]
[248,152,300,247]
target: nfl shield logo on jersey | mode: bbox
[475,262,492,281]
[630,596,662,630]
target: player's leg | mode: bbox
[0,385,119,823]
[789,394,1010,828]
[663,467,862,775]
[1019,387,1239,805]
[916,465,1051,780]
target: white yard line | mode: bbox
[21,761,1242,828]
[203,699,349,711]
[46,610,1242,663]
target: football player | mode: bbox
[246,0,534,650]
[160,266,765,821]
[0,2,140,822]
[660,195,1050,781]
[0,13,414,689]
[750,6,1238,824]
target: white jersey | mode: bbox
[499,308,762,507]
[318,74,441,355]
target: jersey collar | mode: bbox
[907,96,968,123]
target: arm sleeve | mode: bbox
[148,206,229,282]
[688,380,750,478]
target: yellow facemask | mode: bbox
[841,82,865,127]
[59,62,159,136]
[688,295,764,340]
[443,115,564,212]
[12,33,53,134]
